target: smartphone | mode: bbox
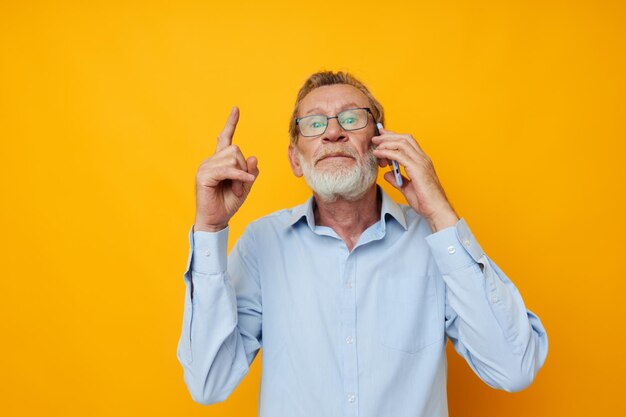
[376,122,403,187]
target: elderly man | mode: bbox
[177,71,548,417]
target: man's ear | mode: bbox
[288,144,303,177]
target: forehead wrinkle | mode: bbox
[301,101,367,117]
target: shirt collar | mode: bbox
[288,194,317,230]
[288,186,408,231]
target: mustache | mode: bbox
[313,146,359,164]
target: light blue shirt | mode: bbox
[177,188,548,417]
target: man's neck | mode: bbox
[313,185,381,251]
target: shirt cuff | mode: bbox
[186,225,229,275]
[424,218,486,275]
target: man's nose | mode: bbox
[323,118,348,142]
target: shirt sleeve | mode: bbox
[176,225,262,405]
[425,218,548,392]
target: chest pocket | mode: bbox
[376,274,443,353]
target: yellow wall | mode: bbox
[1,1,624,415]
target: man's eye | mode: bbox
[309,120,325,129]
[342,117,356,125]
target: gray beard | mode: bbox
[297,146,379,203]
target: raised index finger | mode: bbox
[216,106,239,152]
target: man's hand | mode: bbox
[194,107,259,232]
[372,127,459,232]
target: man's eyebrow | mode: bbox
[302,102,364,116]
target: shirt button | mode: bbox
[204,249,211,257]
[345,282,353,289]
[345,336,354,344]
[347,394,356,403]
[447,245,456,254]
[463,239,470,246]
[491,296,498,304]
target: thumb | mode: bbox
[243,156,259,193]
[383,170,407,191]
[247,156,259,176]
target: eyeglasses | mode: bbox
[296,107,373,137]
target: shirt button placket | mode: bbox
[341,252,359,416]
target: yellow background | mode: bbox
[1,0,624,415]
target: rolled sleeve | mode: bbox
[424,218,485,274]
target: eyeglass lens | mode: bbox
[298,108,369,137]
